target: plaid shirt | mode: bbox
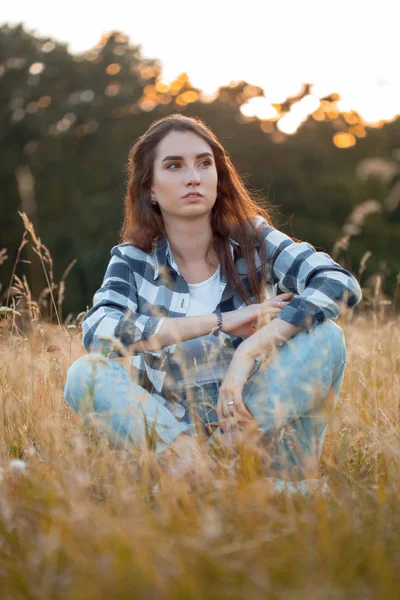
[82,216,362,394]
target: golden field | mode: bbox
[0,218,399,599]
[0,305,399,598]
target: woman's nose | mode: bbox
[184,166,201,185]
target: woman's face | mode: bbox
[151,130,218,222]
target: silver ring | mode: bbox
[227,401,235,406]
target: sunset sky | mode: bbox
[2,0,399,131]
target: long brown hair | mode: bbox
[120,113,276,303]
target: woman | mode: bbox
[64,113,362,487]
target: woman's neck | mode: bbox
[165,219,215,266]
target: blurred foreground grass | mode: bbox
[0,312,399,599]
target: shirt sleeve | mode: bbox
[82,246,165,356]
[256,217,363,331]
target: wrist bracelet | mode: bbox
[211,307,223,337]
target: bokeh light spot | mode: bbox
[26,102,39,114]
[6,57,26,69]
[139,66,158,80]
[38,96,52,108]
[105,82,121,96]
[106,63,121,75]
[41,41,55,53]
[333,132,356,148]
[29,62,45,75]
[80,90,95,102]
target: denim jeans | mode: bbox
[64,320,347,477]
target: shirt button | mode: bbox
[224,338,232,346]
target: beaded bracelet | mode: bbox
[211,307,223,336]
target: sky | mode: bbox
[2,0,399,130]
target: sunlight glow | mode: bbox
[1,0,399,133]
[333,133,356,149]
[240,97,279,120]
[277,94,320,134]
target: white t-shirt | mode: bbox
[162,266,236,391]
[185,266,221,317]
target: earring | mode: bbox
[151,195,157,206]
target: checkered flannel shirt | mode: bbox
[82,216,362,394]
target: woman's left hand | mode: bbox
[217,350,258,433]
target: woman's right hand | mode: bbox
[221,292,294,338]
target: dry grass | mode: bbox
[0,315,399,599]
[0,215,400,599]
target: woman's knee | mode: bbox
[64,353,111,413]
[309,320,347,395]
[319,319,347,364]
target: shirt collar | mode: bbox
[152,234,239,281]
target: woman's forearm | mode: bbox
[129,314,219,352]
[238,317,303,359]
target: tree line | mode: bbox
[1,23,399,318]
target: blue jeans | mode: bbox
[64,320,346,477]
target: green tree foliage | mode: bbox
[1,24,399,317]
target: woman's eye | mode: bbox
[167,160,212,170]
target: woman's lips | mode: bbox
[183,192,204,198]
